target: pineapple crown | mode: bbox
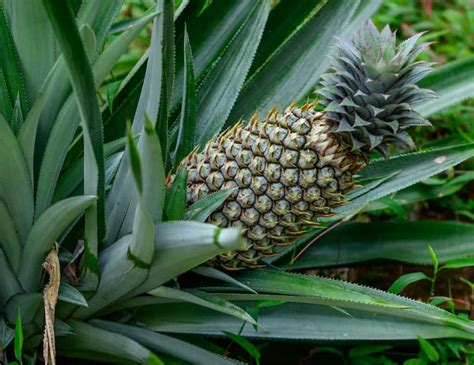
[319,21,437,158]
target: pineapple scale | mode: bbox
[176,104,360,270]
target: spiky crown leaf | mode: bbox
[319,21,437,158]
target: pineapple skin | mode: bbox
[177,104,361,270]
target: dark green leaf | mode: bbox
[172,0,257,111]
[388,272,430,295]
[156,0,174,159]
[223,331,260,365]
[58,283,88,307]
[228,0,359,123]
[184,188,237,222]
[173,27,196,167]
[92,320,239,365]
[277,221,474,269]
[56,320,164,365]
[417,336,439,362]
[0,3,28,120]
[195,0,270,146]
[165,166,187,220]
[44,0,106,291]
[249,0,325,76]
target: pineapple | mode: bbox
[175,21,436,270]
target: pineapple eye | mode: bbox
[241,208,260,226]
[255,195,272,213]
[223,201,242,221]
[264,144,283,162]
[236,148,253,166]
[247,225,267,240]
[286,186,303,203]
[260,211,279,228]
[237,188,255,208]
[267,183,285,200]
[250,176,268,195]
[273,199,290,215]
[264,163,282,182]
[249,156,266,175]
[281,168,299,186]
[221,160,239,178]
[235,168,252,187]
[298,149,318,168]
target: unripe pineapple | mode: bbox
[173,22,436,270]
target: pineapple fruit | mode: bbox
[173,21,436,270]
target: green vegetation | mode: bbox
[0,0,472,364]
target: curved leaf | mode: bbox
[19,195,97,292]
[335,143,474,214]
[278,221,474,269]
[136,301,474,341]
[416,56,474,116]
[92,320,240,365]
[56,320,163,365]
[149,286,256,325]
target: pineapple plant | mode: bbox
[174,21,435,269]
[0,0,473,364]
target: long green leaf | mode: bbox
[77,0,123,57]
[18,195,97,292]
[0,115,33,247]
[173,27,196,167]
[4,0,56,104]
[248,0,326,77]
[92,321,240,365]
[156,0,174,158]
[148,286,257,325]
[44,0,106,292]
[0,248,23,306]
[194,0,270,147]
[128,115,165,264]
[335,143,474,214]
[56,320,163,365]
[136,301,474,341]
[278,221,474,269]
[35,11,157,218]
[106,8,164,245]
[35,0,122,168]
[165,166,187,220]
[416,56,474,117]
[228,0,359,123]
[0,2,28,120]
[172,0,257,112]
